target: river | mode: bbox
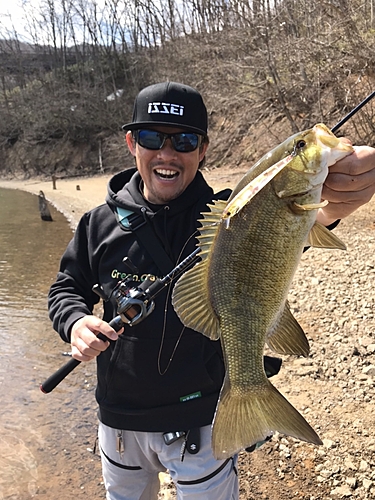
[0,188,103,499]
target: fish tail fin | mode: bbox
[212,378,322,459]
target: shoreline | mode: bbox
[0,175,113,229]
[0,168,245,229]
[2,170,375,499]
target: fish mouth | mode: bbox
[313,124,354,165]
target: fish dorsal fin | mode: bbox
[308,222,346,250]
[267,302,310,357]
[197,199,227,256]
[172,200,225,340]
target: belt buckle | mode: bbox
[163,431,186,445]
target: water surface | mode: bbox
[0,188,102,499]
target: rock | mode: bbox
[323,439,336,449]
[359,459,369,471]
[330,485,353,497]
[362,478,373,490]
[358,337,374,348]
[362,365,375,376]
[345,477,357,489]
[344,457,356,471]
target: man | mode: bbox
[48,81,375,499]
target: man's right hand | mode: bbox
[70,315,123,361]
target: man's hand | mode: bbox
[70,315,123,362]
[317,145,375,226]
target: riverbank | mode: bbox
[0,175,112,229]
[0,166,248,229]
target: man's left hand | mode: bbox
[317,145,375,226]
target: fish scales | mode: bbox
[207,179,321,458]
[172,124,354,459]
[209,180,312,374]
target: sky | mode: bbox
[0,0,114,44]
[0,0,34,40]
[0,0,186,45]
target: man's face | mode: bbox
[126,127,208,205]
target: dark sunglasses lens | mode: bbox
[136,130,200,152]
[172,133,199,152]
[137,130,164,150]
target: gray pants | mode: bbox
[98,422,239,500]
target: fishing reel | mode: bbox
[93,277,156,327]
[93,250,202,328]
[110,279,155,326]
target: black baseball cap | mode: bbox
[122,81,208,136]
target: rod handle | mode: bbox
[40,357,81,393]
[40,315,124,394]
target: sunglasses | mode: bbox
[133,129,201,153]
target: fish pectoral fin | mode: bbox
[294,200,329,211]
[308,222,346,250]
[267,302,310,357]
[172,260,220,340]
[172,199,224,340]
[211,378,322,460]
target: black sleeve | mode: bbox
[48,213,100,343]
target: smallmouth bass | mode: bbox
[172,124,353,459]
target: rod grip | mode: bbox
[40,357,81,393]
[40,315,124,394]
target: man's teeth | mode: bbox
[155,169,178,179]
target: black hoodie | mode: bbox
[48,168,231,431]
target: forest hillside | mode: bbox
[0,0,374,179]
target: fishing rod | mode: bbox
[41,90,374,394]
[40,248,200,393]
[331,90,375,133]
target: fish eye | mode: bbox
[291,139,307,156]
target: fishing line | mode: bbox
[43,92,375,390]
[157,230,201,375]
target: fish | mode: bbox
[172,124,354,459]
